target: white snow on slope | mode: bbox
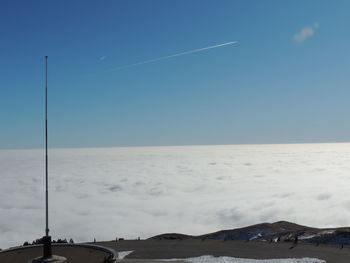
[299,230,336,240]
[163,255,325,263]
[298,234,316,240]
[118,251,133,259]
[1,143,350,249]
[249,233,262,240]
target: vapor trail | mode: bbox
[108,41,238,71]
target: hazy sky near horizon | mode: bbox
[1,0,350,149]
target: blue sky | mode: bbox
[1,0,350,149]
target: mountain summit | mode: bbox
[150,221,350,245]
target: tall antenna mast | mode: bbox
[43,55,52,259]
[45,55,49,238]
[32,56,66,262]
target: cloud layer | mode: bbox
[1,143,350,249]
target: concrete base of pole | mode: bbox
[43,236,52,258]
[29,255,67,263]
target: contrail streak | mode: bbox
[108,41,238,71]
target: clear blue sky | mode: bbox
[1,0,350,149]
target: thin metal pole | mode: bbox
[45,56,49,237]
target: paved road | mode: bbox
[97,239,350,263]
[0,244,112,263]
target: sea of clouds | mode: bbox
[1,143,350,249]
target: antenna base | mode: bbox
[31,255,67,263]
[30,236,67,262]
[43,235,52,258]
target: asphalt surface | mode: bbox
[1,239,349,263]
[0,244,112,263]
[98,239,350,263]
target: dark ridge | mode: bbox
[149,233,193,240]
[148,221,350,245]
[197,221,316,241]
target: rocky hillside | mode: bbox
[150,221,350,245]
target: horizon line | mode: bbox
[1,141,350,151]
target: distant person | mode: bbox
[294,236,298,245]
[289,236,298,249]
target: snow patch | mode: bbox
[249,233,262,240]
[299,230,336,240]
[319,230,335,235]
[163,255,325,263]
[298,234,316,240]
[118,250,133,259]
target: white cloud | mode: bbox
[293,23,319,43]
[1,143,350,249]
[99,56,107,61]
